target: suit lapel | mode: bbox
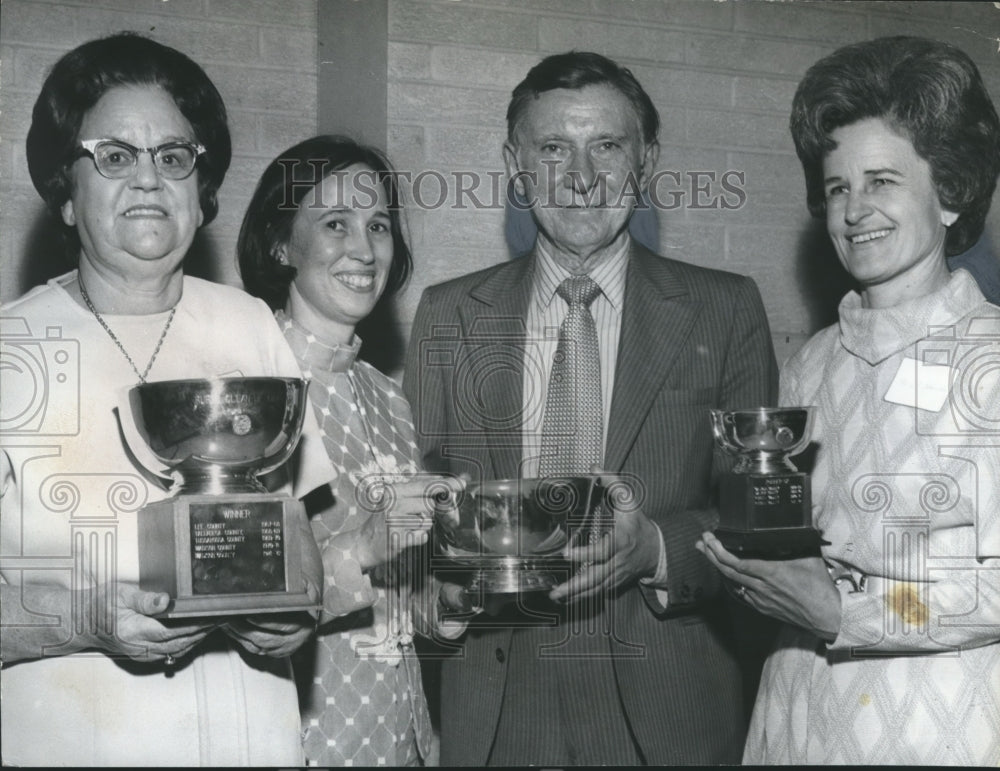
[605,245,698,471]
[457,256,534,480]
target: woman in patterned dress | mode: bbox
[238,136,461,766]
[700,37,1000,765]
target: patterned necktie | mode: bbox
[538,275,603,476]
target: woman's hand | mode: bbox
[220,508,323,658]
[95,582,217,664]
[345,472,465,570]
[697,531,842,641]
[221,612,317,658]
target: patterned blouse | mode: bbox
[745,271,1000,765]
[278,311,433,767]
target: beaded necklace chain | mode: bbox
[78,275,177,383]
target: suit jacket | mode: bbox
[403,242,778,765]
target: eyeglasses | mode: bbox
[77,139,206,180]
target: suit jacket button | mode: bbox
[495,648,505,663]
[681,583,692,598]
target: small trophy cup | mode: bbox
[710,407,823,558]
[431,475,605,595]
[125,377,319,618]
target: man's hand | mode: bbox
[221,612,316,658]
[548,474,661,602]
[697,531,842,640]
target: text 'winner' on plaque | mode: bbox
[125,377,320,618]
[190,502,286,595]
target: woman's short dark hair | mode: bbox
[27,31,232,256]
[790,35,1000,256]
[237,135,413,311]
[506,51,660,147]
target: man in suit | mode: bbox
[403,51,778,766]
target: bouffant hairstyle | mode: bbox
[790,36,1000,256]
[237,135,412,311]
[506,51,660,146]
[26,32,232,258]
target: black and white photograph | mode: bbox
[1,0,998,766]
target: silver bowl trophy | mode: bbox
[432,475,605,595]
[710,407,824,558]
[126,377,319,618]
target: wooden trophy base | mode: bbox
[138,492,318,618]
[714,526,825,559]
[717,471,824,559]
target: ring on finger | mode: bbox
[164,654,176,666]
[734,585,749,600]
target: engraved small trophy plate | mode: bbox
[711,407,824,558]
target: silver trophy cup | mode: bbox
[710,407,823,557]
[432,475,605,595]
[125,377,319,617]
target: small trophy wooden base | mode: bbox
[138,492,318,618]
[716,472,823,559]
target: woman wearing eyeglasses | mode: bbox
[0,33,334,766]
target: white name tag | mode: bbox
[883,356,952,412]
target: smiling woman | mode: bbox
[278,166,396,343]
[238,135,462,766]
[699,35,1000,766]
[821,117,959,308]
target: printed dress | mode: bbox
[278,311,433,767]
[745,270,1000,765]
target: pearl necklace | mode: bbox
[78,275,177,384]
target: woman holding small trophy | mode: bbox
[238,135,463,767]
[700,36,1000,765]
[0,33,335,766]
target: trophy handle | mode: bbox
[710,409,738,455]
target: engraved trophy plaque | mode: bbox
[432,475,606,595]
[710,407,824,558]
[126,377,319,618]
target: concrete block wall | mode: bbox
[0,0,318,299]
[1,1,998,371]
[385,0,1000,367]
